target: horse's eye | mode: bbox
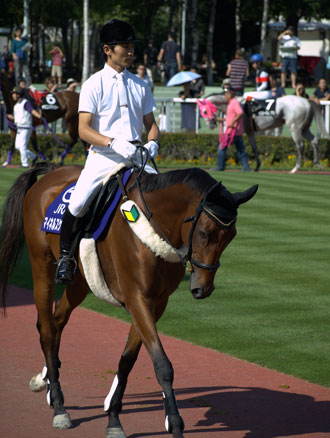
[198,230,208,240]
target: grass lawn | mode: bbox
[1,167,330,387]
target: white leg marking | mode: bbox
[104,374,119,412]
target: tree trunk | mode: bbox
[168,0,177,31]
[191,0,199,67]
[61,20,72,78]
[207,0,217,85]
[82,0,89,83]
[260,0,269,57]
[235,0,241,49]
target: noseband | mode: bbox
[183,183,236,273]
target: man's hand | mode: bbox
[110,139,137,159]
[144,140,159,159]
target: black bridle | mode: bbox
[125,149,236,274]
[182,183,236,273]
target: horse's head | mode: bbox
[184,182,258,299]
[196,98,218,130]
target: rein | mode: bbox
[123,153,231,273]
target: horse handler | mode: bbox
[6,86,42,168]
[214,87,250,172]
[55,19,160,285]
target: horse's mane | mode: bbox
[140,168,216,195]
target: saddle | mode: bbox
[41,167,132,239]
[244,98,276,117]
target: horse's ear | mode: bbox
[233,184,258,206]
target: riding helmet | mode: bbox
[250,54,263,63]
[11,86,25,97]
[100,19,139,46]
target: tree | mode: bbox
[235,0,241,49]
[260,0,269,57]
[206,0,217,85]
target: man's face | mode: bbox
[19,81,26,89]
[319,79,327,90]
[12,92,18,101]
[252,62,258,70]
[105,43,134,70]
[224,92,231,103]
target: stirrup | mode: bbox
[55,255,77,285]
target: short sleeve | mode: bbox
[24,101,34,113]
[143,84,157,115]
[78,77,98,114]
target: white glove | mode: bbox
[110,139,137,159]
[144,140,159,159]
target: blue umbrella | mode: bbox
[166,71,201,87]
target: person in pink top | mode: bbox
[214,87,250,171]
[49,45,64,86]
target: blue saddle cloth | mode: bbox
[41,168,132,240]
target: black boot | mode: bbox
[55,208,82,285]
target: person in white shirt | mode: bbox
[55,19,160,285]
[6,86,42,167]
[278,26,300,89]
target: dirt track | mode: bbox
[1,285,330,438]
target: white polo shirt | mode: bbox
[78,63,156,143]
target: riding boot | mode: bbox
[55,208,82,285]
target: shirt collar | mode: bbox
[104,63,127,79]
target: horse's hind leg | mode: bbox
[31,247,88,429]
[30,131,47,161]
[302,127,323,170]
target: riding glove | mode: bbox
[144,140,159,159]
[110,139,137,159]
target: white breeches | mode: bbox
[69,145,157,217]
[243,90,273,101]
[15,128,36,167]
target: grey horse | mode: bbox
[202,94,329,173]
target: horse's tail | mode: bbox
[310,101,330,139]
[0,162,58,314]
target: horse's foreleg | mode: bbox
[128,299,184,438]
[105,323,142,438]
[290,129,304,174]
[246,132,261,172]
[2,129,16,166]
[302,128,323,170]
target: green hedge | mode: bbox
[1,132,330,169]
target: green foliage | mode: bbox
[1,133,329,170]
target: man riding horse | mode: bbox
[55,19,160,284]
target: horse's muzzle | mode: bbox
[191,285,214,299]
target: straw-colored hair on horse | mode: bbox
[0,162,257,438]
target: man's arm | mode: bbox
[176,51,182,71]
[79,112,112,146]
[226,63,231,77]
[143,112,159,142]
[158,48,164,62]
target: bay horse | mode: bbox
[201,94,329,173]
[0,162,257,438]
[0,73,87,165]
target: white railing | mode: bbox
[320,101,330,134]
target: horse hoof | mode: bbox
[29,373,47,392]
[106,427,127,438]
[53,413,72,429]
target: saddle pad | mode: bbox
[41,169,131,238]
[40,93,60,111]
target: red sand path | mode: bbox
[1,285,330,438]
